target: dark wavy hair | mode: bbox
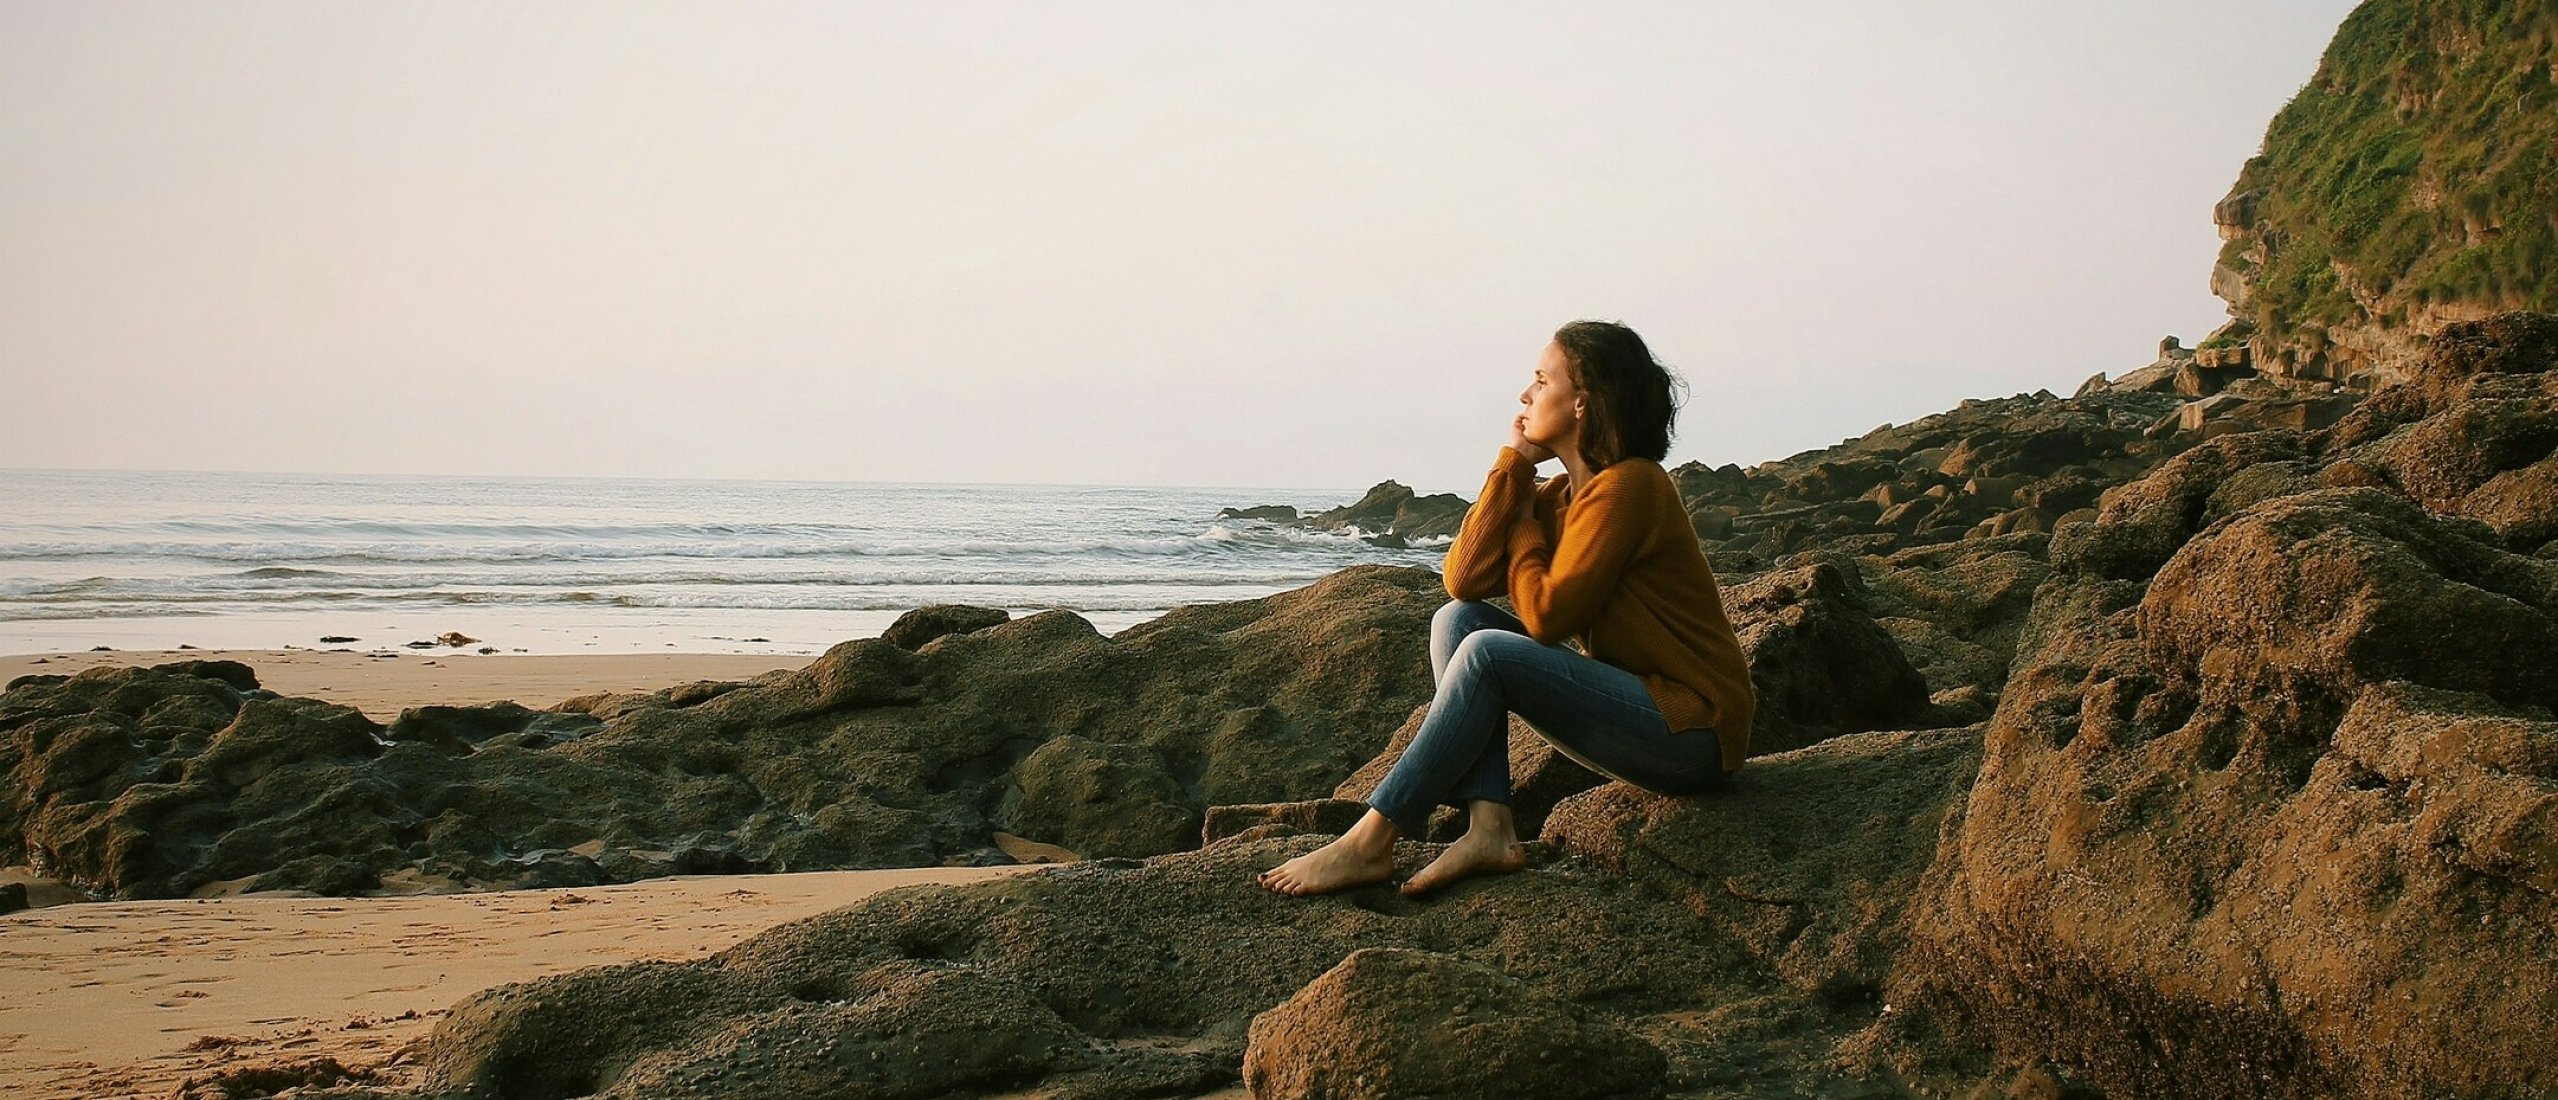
[1552,320,1683,470]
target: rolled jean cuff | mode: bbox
[1364,790,1507,842]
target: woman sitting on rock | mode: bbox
[1259,320,1755,897]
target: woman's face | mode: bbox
[1519,342,1584,449]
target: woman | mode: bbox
[1258,320,1755,897]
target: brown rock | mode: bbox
[1201,798,1369,846]
[1242,948,1667,1100]
[2173,358,2253,398]
[1725,558,1932,755]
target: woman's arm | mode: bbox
[1503,463,1657,643]
[1441,446,1543,600]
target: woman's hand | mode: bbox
[1507,414,1555,466]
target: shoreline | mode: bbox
[0,602,1237,663]
[1,648,818,721]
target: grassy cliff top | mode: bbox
[2227,0,2556,339]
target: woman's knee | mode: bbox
[1431,600,1480,665]
[1447,627,1534,679]
[1433,599,1515,644]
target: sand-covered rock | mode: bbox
[1243,947,1668,1100]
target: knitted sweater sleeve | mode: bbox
[1441,446,1544,601]
[1503,462,1655,644]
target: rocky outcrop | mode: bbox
[1308,479,1470,539]
[393,721,1979,1100]
[1669,388,2188,571]
[1227,480,1472,547]
[0,566,1445,899]
[2208,0,2558,390]
[1890,313,2558,1098]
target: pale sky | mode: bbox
[2,1,2361,493]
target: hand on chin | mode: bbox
[1508,420,1555,465]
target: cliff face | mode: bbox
[2213,0,2558,390]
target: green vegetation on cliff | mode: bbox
[2229,0,2556,340]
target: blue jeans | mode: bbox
[1365,599,1729,839]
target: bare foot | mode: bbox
[1400,830,1527,896]
[1257,835,1397,897]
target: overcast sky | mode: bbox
[2,1,2360,493]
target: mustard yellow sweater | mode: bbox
[1442,446,1756,771]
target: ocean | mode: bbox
[0,469,1448,655]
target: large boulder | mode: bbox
[1891,317,2558,1097]
[1726,558,1933,755]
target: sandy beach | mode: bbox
[0,648,814,722]
[0,648,1077,1098]
[0,866,1036,1100]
